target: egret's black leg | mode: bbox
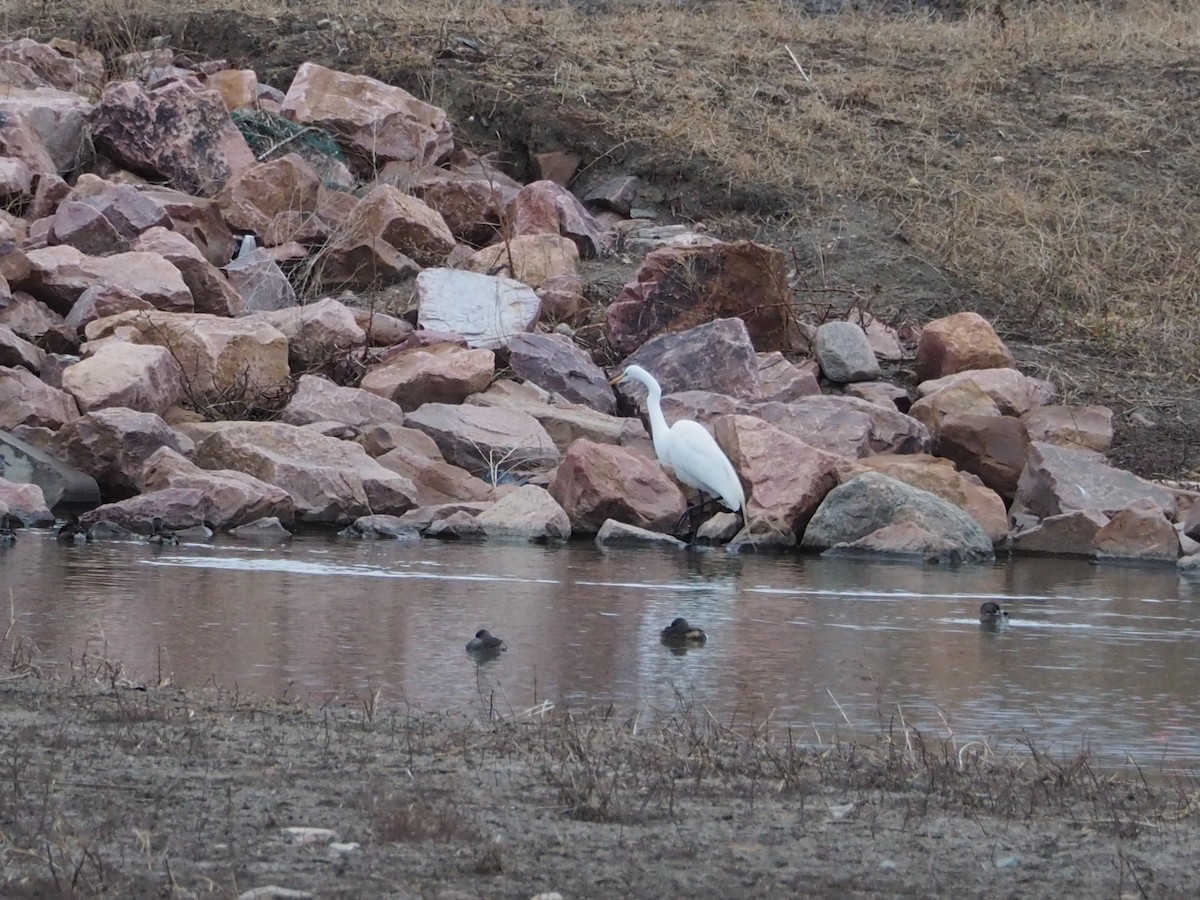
[675,495,717,541]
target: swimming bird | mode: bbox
[660,617,707,646]
[609,365,745,533]
[979,601,1009,624]
[466,629,506,653]
[0,513,18,543]
[57,514,93,544]
[148,517,179,546]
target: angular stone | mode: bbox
[462,234,579,289]
[415,268,541,350]
[917,367,1056,418]
[281,62,454,172]
[509,180,611,258]
[0,39,104,97]
[0,475,55,526]
[82,487,212,534]
[714,415,838,533]
[404,403,560,479]
[549,439,686,534]
[909,379,1001,437]
[533,151,580,186]
[607,240,793,355]
[52,407,192,498]
[139,186,237,267]
[845,381,911,411]
[936,413,1031,500]
[357,423,441,459]
[61,341,184,415]
[474,484,570,541]
[48,199,130,255]
[916,312,1017,382]
[92,80,254,196]
[360,342,494,411]
[1015,441,1177,519]
[802,471,994,563]
[1094,500,1179,562]
[1011,509,1110,557]
[22,245,193,315]
[141,446,295,528]
[134,226,247,317]
[0,364,79,429]
[224,248,297,312]
[194,421,419,523]
[0,324,44,372]
[255,297,365,369]
[1020,404,1114,453]
[339,513,418,540]
[0,83,94,172]
[70,179,173,238]
[215,153,322,237]
[506,332,615,414]
[0,289,63,341]
[397,157,522,244]
[595,519,687,550]
[64,284,154,336]
[206,69,258,111]
[376,446,494,507]
[350,306,414,347]
[814,321,881,383]
[0,427,99,507]
[760,395,931,457]
[280,374,406,430]
[757,352,819,402]
[467,380,641,453]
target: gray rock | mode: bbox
[594,519,686,549]
[229,516,294,541]
[404,403,560,480]
[224,247,297,312]
[615,317,763,406]
[338,514,417,540]
[814,321,881,383]
[1015,441,1176,519]
[415,267,540,350]
[507,332,616,414]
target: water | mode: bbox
[3,529,1200,771]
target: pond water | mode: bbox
[3,528,1200,772]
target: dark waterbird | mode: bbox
[0,513,18,543]
[979,601,1009,625]
[148,517,179,546]
[466,629,506,653]
[57,514,93,544]
[660,617,707,646]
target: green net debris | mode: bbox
[232,109,353,189]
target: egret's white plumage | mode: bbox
[610,365,745,515]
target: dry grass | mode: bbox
[3,0,1198,377]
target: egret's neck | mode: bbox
[642,379,672,461]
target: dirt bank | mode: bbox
[2,672,1199,898]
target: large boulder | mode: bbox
[1020,404,1114,453]
[21,245,193,315]
[1011,509,1111,557]
[0,365,79,430]
[549,439,686,534]
[133,226,247,317]
[414,268,541,350]
[280,62,454,172]
[139,186,237,267]
[360,342,494,411]
[341,184,455,268]
[0,476,55,526]
[462,233,579,289]
[254,297,365,369]
[375,447,494,507]
[404,403,560,480]
[467,380,643,454]
[52,407,192,498]
[0,83,94,173]
[92,80,255,195]
[508,180,611,258]
[397,157,521,244]
[916,367,1055,417]
[1015,441,1177,519]
[140,446,295,528]
[802,471,995,563]
[0,324,43,372]
[215,153,322,236]
[61,341,184,415]
[0,428,99,507]
[280,374,406,430]
[82,487,210,533]
[915,312,1017,382]
[506,332,616,414]
[475,484,571,541]
[194,421,419,523]
[935,413,1030,501]
[224,248,298,313]
[759,395,930,456]
[813,321,881,384]
[757,352,819,403]
[607,240,793,355]
[1093,500,1179,562]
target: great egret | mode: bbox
[466,629,507,653]
[660,617,707,646]
[609,365,745,524]
[57,514,92,544]
[979,601,1009,624]
[148,516,179,546]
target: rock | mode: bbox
[853,312,905,362]
[215,153,322,236]
[1092,500,1179,561]
[141,446,295,528]
[281,62,453,172]
[0,83,94,173]
[357,423,441,458]
[0,324,44,372]
[134,226,247,317]
[0,476,54,526]
[224,248,297,312]
[535,274,589,327]
[425,509,486,539]
[206,69,259,111]
[64,284,154,335]
[909,379,1001,436]
[360,342,494,411]
[506,333,616,414]
[915,312,1016,382]
[1015,441,1176,519]
[1020,404,1114,453]
[0,427,99,507]
[338,514,417,540]
[606,240,793,354]
[22,245,192,315]
[344,184,455,267]
[802,471,994,563]
[255,297,365,369]
[845,381,911,411]
[52,407,192,498]
[348,306,413,346]
[814,321,882,383]
[405,403,560,480]
[0,156,33,208]
[917,367,1055,418]
[194,421,419,523]
[468,380,640,453]
[86,310,290,411]
[139,186,237,267]
[1011,509,1110,556]
[0,364,79,429]
[935,414,1030,500]
[1184,502,1200,542]
[92,80,255,195]
[397,157,521,244]
[414,268,541,350]
[508,180,611,258]
[549,439,685,533]
[614,318,763,407]
[760,395,931,456]
[726,517,798,553]
[1179,554,1200,580]
[714,415,838,533]
[69,180,173,239]
[376,446,494,506]
[461,234,579,289]
[280,374,405,430]
[395,501,493,533]
[0,289,64,341]
[48,199,130,255]
[83,487,210,533]
[475,484,570,541]
[61,341,184,415]
[533,150,580,186]
[846,454,1008,544]
[595,519,687,550]
[757,352,819,402]
[309,220,419,292]
[229,516,294,541]
[0,39,104,97]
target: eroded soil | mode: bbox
[2,677,1200,898]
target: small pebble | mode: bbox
[994,855,1020,869]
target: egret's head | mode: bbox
[609,364,653,388]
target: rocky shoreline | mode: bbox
[0,37,1198,574]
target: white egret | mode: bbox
[609,365,745,525]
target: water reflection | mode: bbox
[2,529,1198,770]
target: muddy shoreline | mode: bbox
[2,673,1198,898]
